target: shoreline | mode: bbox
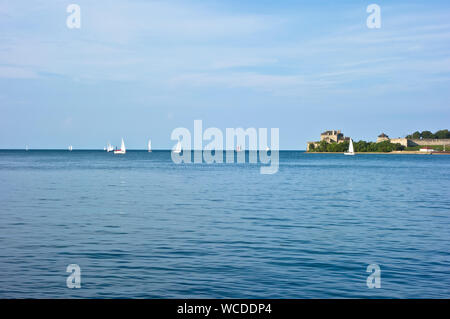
[307,151,450,155]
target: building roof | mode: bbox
[378,133,388,138]
[321,130,341,135]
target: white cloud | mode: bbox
[84,1,283,43]
[1,0,450,97]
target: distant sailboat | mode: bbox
[114,138,126,154]
[106,142,114,152]
[25,145,29,151]
[344,139,355,156]
[173,140,182,154]
[265,146,270,152]
[68,145,73,151]
[147,139,152,152]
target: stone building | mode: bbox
[307,130,349,151]
[375,133,450,147]
[376,133,389,143]
[320,130,346,143]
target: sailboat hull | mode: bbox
[114,138,126,154]
[344,152,355,156]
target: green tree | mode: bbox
[310,139,404,153]
[317,140,328,152]
[411,131,421,139]
[434,129,450,139]
[421,131,434,139]
[354,140,369,152]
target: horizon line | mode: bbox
[0,148,304,151]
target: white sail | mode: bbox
[68,145,73,151]
[148,139,152,152]
[114,138,126,154]
[173,140,182,153]
[345,138,355,155]
[106,142,114,152]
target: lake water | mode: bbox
[0,150,449,298]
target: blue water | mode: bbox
[0,150,449,298]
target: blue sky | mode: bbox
[1,0,450,149]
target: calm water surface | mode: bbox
[0,150,449,298]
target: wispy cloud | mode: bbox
[1,0,450,94]
[0,65,38,79]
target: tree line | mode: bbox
[309,140,405,152]
[406,129,450,139]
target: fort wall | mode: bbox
[408,139,450,146]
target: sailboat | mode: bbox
[344,138,355,156]
[114,138,126,154]
[173,140,182,154]
[147,139,152,152]
[106,142,114,152]
[68,145,73,151]
[25,145,29,151]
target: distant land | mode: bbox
[307,129,450,154]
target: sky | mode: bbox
[1,0,450,149]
